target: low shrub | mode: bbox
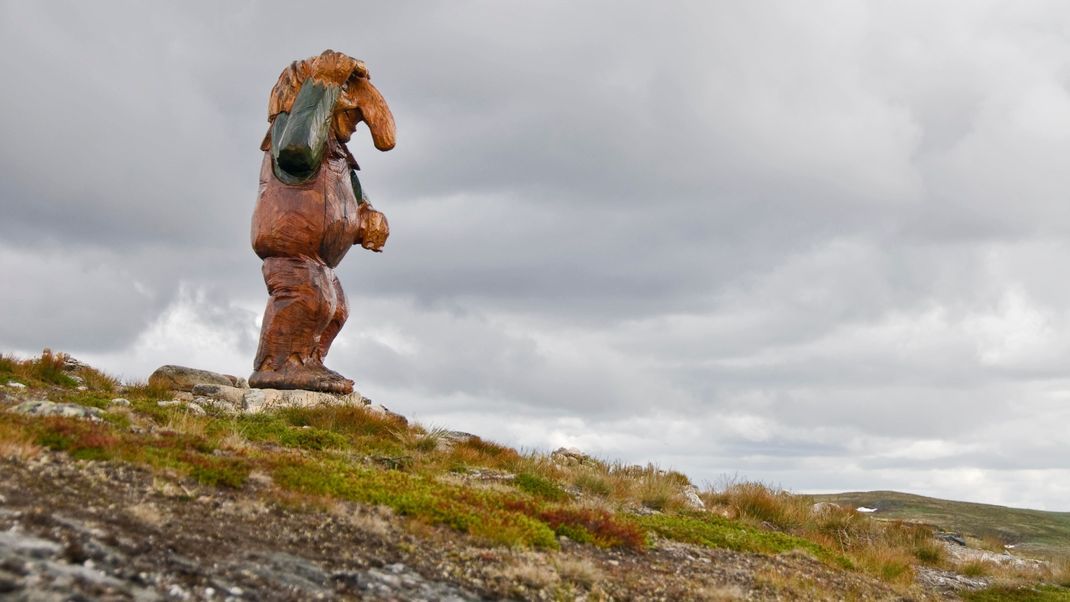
[637,512,847,567]
[961,561,991,577]
[572,472,612,497]
[538,507,645,550]
[515,472,570,502]
[913,540,946,565]
[0,354,16,375]
[28,349,78,387]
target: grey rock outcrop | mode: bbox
[810,502,841,515]
[7,401,103,422]
[551,447,599,467]
[191,383,246,406]
[241,388,367,413]
[681,485,706,511]
[148,365,238,392]
[942,541,1047,570]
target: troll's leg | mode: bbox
[250,256,352,393]
[312,273,353,385]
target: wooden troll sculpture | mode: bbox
[250,50,396,393]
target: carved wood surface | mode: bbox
[250,51,395,394]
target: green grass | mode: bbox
[50,389,115,409]
[272,459,560,548]
[0,399,641,552]
[0,354,17,376]
[572,472,612,497]
[0,350,78,388]
[813,491,1070,559]
[186,454,251,488]
[4,352,1067,596]
[636,512,852,569]
[228,413,350,451]
[515,472,570,502]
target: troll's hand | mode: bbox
[356,203,389,252]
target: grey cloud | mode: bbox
[4,1,1070,508]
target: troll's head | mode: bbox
[266,49,396,151]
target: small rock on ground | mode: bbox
[6,401,103,422]
[682,485,706,510]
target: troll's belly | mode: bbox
[251,152,359,268]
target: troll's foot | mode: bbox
[249,365,354,394]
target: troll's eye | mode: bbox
[343,70,362,92]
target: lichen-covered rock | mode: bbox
[366,403,408,424]
[551,447,598,467]
[191,383,246,405]
[61,355,89,372]
[810,502,841,515]
[7,400,103,422]
[241,388,367,413]
[147,365,234,392]
[681,485,706,511]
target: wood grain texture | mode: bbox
[250,51,396,394]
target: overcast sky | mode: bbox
[3,1,1070,510]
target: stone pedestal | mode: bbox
[190,383,366,413]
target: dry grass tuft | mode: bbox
[163,410,211,438]
[0,349,78,387]
[913,539,947,566]
[692,583,746,601]
[337,507,393,537]
[0,353,17,375]
[122,379,174,401]
[491,554,559,589]
[545,459,697,512]
[554,556,602,587]
[703,480,810,530]
[754,566,822,597]
[217,430,252,452]
[699,479,946,586]
[76,366,120,393]
[0,427,42,462]
[126,502,166,528]
[960,560,991,577]
[1052,559,1070,587]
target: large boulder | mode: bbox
[147,365,240,392]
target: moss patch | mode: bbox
[271,459,559,549]
[515,472,569,502]
[637,513,850,568]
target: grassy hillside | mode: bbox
[811,490,1070,559]
[3,350,1070,599]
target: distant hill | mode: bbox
[811,490,1070,559]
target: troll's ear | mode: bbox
[344,77,396,151]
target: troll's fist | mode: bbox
[357,203,389,252]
